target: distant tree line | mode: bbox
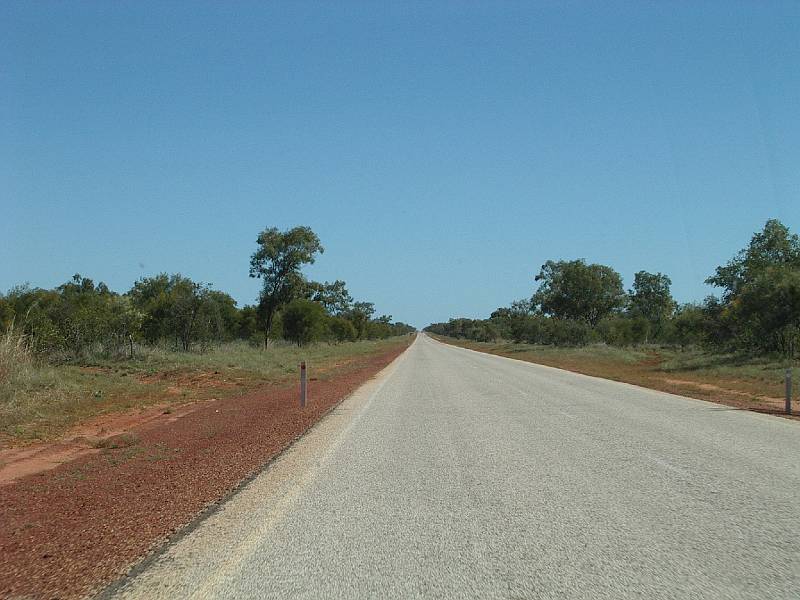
[425,219,800,356]
[0,226,414,360]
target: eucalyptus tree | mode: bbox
[305,279,352,315]
[628,271,675,341]
[249,226,323,348]
[532,259,625,327]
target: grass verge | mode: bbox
[1,336,413,444]
[431,335,797,418]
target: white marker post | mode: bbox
[300,361,307,408]
[786,368,792,415]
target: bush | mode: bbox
[662,304,705,348]
[328,316,357,343]
[543,318,592,346]
[518,314,548,344]
[282,299,327,346]
[597,316,650,346]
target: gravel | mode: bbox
[0,343,409,600]
[110,334,800,599]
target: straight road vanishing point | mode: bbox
[108,334,800,599]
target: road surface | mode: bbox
[109,334,800,599]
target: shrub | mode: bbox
[597,316,650,346]
[328,316,357,343]
[543,318,592,346]
[282,299,327,346]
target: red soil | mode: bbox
[0,342,408,600]
[0,400,208,485]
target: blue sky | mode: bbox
[2,2,798,327]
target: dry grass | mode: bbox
[0,334,413,444]
[433,336,797,418]
[0,327,70,439]
[0,324,32,383]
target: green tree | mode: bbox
[7,286,65,354]
[249,226,324,348]
[706,219,800,302]
[306,280,352,315]
[129,273,209,350]
[490,300,535,342]
[195,290,239,346]
[107,295,144,356]
[597,315,646,346]
[665,304,706,348]
[730,266,800,353]
[344,301,375,339]
[128,274,173,343]
[54,274,116,356]
[237,304,262,342]
[328,316,357,342]
[282,299,327,346]
[165,276,207,351]
[628,271,675,341]
[2,277,144,358]
[542,317,593,346]
[705,219,800,352]
[532,260,625,326]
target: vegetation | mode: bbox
[427,219,800,363]
[532,259,626,327]
[282,299,328,346]
[0,336,410,442]
[429,336,793,416]
[248,226,324,348]
[0,226,414,361]
[0,225,415,441]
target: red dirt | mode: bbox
[137,369,242,390]
[437,337,798,420]
[0,342,409,600]
[0,400,210,485]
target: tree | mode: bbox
[597,315,647,346]
[490,300,536,342]
[469,320,499,342]
[328,316,357,342]
[107,296,143,356]
[306,280,352,315]
[665,304,706,348]
[390,322,416,336]
[170,278,208,351]
[55,274,117,356]
[344,301,375,339]
[249,226,324,348]
[3,285,65,354]
[195,290,239,345]
[706,219,800,302]
[532,259,625,326]
[129,273,209,350]
[0,276,145,358]
[628,271,675,341]
[729,266,800,353]
[705,219,800,353]
[542,317,593,346]
[237,304,262,342]
[282,299,327,346]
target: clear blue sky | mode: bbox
[2,2,798,327]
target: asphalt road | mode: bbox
[110,334,800,599]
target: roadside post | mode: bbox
[786,368,793,415]
[300,361,307,408]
